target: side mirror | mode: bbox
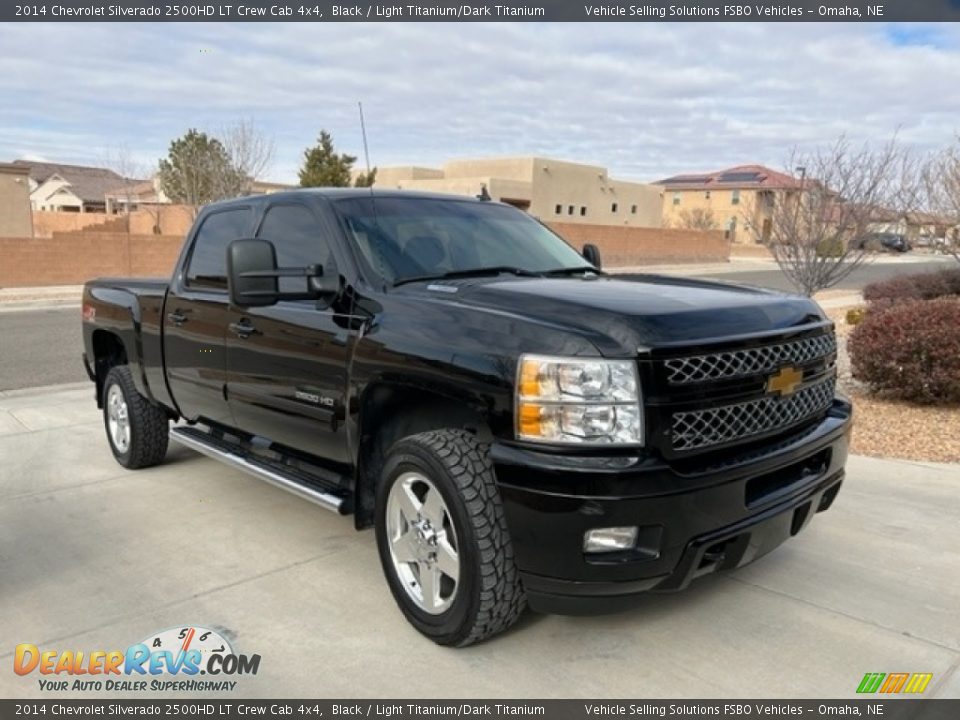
[227,238,340,308]
[228,239,278,307]
[582,243,602,270]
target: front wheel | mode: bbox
[102,365,169,469]
[375,430,526,646]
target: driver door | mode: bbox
[225,201,353,465]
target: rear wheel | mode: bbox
[375,429,526,646]
[102,366,169,469]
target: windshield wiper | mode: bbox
[393,266,543,287]
[541,265,603,277]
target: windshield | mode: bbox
[332,196,592,285]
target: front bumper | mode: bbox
[491,399,852,615]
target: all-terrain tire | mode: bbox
[375,429,526,646]
[102,365,169,469]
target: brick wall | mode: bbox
[1,223,731,289]
[0,232,184,287]
[547,222,730,266]
[31,206,194,238]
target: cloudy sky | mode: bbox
[1,22,959,183]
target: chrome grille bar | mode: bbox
[671,375,836,452]
[664,333,836,385]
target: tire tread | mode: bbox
[104,366,169,469]
[400,429,526,646]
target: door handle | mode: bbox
[229,320,257,339]
[167,311,187,326]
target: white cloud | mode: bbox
[0,22,958,182]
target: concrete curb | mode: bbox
[0,381,90,399]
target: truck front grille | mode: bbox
[663,333,836,385]
[670,374,836,452]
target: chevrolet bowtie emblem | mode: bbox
[767,366,803,397]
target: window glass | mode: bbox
[333,197,588,285]
[186,208,250,290]
[257,204,332,294]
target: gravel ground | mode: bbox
[828,305,960,464]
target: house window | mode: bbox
[611,203,618,213]
[705,190,711,199]
[672,192,681,206]
[555,204,562,215]
[568,205,574,215]
[631,205,637,214]
[580,206,587,217]
[731,189,741,205]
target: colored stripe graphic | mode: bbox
[857,673,886,694]
[857,672,933,694]
[879,673,909,693]
[903,673,933,694]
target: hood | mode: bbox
[441,274,824,355]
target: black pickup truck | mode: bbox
[82,189,851,646]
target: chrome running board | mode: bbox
[170,426,349,515]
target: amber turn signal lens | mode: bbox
[519,359,542,398]
[518,402,543,437]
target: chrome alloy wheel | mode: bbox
[385,471,460,615]
[106,384,131,454]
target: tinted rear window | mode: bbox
[186,207,250,290]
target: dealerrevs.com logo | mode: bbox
[14,626,260,693]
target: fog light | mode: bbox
[583,526,638,553]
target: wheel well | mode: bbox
[91,330,127,407]
[353,384,493,529]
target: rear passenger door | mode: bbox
[225,201,353,465]
[165,205,251,426]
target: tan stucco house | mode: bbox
[372,156,663,228]
[656,165,806,243]
[0,163,33,237]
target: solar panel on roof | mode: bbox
[667,176,712,184]
[718,172,763,183]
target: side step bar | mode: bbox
[170,426,350,515]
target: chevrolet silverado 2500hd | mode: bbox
[82,189,851,645]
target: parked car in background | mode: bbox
[852,233,911,253]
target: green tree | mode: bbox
[158,129,243,215]
[354,167,378,188]
[298,130,376,188]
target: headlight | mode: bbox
[516,355,642,445]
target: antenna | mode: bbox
[358,101,387,291]
[358,101,373,183]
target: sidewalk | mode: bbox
[0,285,83,312]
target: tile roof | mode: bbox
[12,160,146,204]
[655,164,806,190]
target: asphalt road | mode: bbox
[0,307,85,391]
[0,259,952,391]
[0,385,957,698]
[690,259,947,293]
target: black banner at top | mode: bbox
[5,0,960,23]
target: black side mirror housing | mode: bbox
[227,238,339,308]
[582,243,602,270]
[228,239,279,307]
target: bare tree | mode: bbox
[673,207,717,231]
[218,119,275,197]
[103,144,157,235]
[743,136,914,296]
[922,138,960,260]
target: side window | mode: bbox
[185,208,250,290]
[257,204,333,294]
